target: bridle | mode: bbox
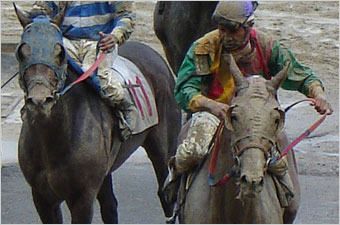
[232,135,276,161]
[16,15,67,100]
[208,98,329,187]
[209,103,282,187]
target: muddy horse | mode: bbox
[154,1,218,74]
[176,55,300,223]
[14,5,181,223]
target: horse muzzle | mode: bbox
[236,148,266,199]
[24,78,56,120]
[238,173,264,199]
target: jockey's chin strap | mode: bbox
[208,98,329,187]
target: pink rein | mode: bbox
[59,53,107,95]
[270,98,328,164]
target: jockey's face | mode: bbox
[218,23,249,51]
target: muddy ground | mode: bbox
[1,1,339,223]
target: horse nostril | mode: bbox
[26,96,54,107]
[252,177,264,186]
[45,97,54,104]
[240,174,263,186]
[26,97,35,106]
[260,178,264,186]
[241,175,248,184]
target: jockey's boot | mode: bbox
[116,94,138,141]
[277,170,294,206]
[163,156,181,205]
[98,76,137,141]
[268,157,294,207]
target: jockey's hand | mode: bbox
[99,31,118,52]
[193,95,229,119]
[205,99,229,120]
[311,94,333,115]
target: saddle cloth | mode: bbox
[112,55,159,134]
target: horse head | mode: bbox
[14,3,67,121]
[223,54,289,200]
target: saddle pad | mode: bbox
[112,55,159,134]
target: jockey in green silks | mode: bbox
[163,1,333,208]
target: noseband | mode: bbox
[16,15,67,97]
[232,134,277,161]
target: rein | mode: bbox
[270,98,328,164]
[208,98,329,187]
[208,119,237,187]
[58,52,107,96]
[58,41,119,96]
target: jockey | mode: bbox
[163,1,333,206]
[30,1,137,141]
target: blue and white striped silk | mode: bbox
[44,1,136,41]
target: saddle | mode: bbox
[111,55,159,134]
[67,52,159,135]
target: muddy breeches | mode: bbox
[63,38,124,105]
[174,111,220,174]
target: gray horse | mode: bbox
[14,4,181,223]
[177,55,300,223]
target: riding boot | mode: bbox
[268,157,295,207]
[163,156,181,205]
[116,94,138,141]
[277,171,295,206]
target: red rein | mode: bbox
[59,53,107,95]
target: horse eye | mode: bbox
[231,114,238,122]
[54,44,66,66]
[17,43,31,63]
[275,118,280,129]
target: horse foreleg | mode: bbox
[32,188,63,223]
[97,173,118,223]
[66,193,96,223]
[143,137,174,219]
[283,150,301,224]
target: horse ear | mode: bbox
[224,105,235,131]
[268,60,290,90]
[275,108,285,134]
[52,3,68,28]
[222,53,246,88]
[13,3,32,28]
